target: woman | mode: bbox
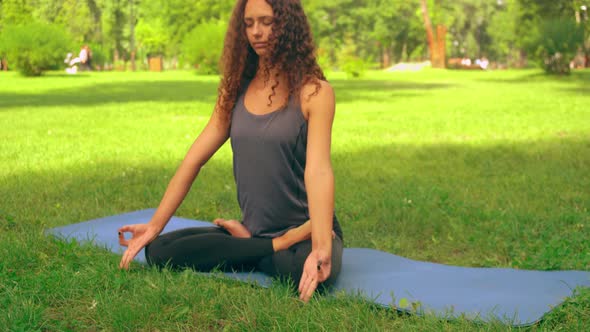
[118,0,343,302]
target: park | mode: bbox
[1,0,589,330]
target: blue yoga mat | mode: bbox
[47,209,590,326]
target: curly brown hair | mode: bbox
[216,0,325,125]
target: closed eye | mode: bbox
[262,17,274,26]
[244,16,274,27]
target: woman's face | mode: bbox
[244,0,275,57]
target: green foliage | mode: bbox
[1,0,587,73]
[338,37,369,78]
[537,18,584,75]
[51,0,97,44]
[0,22,73,76]
[135,18,167,56]
[87,42,109,68]
[100,0,129,61]
[339,57,369,79]
[487,0,519,64]
[317,51,335,73]
[159,0,233,56]
[181,20,226,75]
[443,0,496,59]
[0,0,34,26]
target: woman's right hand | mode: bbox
[118,223,160,270]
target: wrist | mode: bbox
[146,222,164,235]
[312,243,332,258]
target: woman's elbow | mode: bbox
[304,166,333,182]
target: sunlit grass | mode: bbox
[1,68,589,330]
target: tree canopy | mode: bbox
[1,0,588,74]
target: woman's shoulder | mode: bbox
[299,79,334,119]
[299,79,334,106]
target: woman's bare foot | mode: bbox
[272,220,311,251]
[272,220,338,251]
[213,219,251,238]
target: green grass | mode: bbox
[1,68,589,330]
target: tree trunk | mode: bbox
[402,42,408,62]
[420,0,436,63]
[130,50,136,71]
[436,24,447,68]
[420,0,446,68]
[129,0,136,71]
[382,45,391,69]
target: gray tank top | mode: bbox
[230,86,343,239]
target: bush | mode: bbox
[136,19,167,58]
[181,20,227,75]
[339,56,368,78]
[337,37,368,79]
[0,23,73,76]
[537,19,584,75]
[87,43,109,70]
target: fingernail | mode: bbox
[118,231,122,236]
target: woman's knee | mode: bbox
[144,238,166,267]
[321,236,344,287]
[265,236,343,287]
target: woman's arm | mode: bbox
[118,109,230,269]
[298,80,336,301]
[146,110,230,232]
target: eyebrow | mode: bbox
[244,15,274,20]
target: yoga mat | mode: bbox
[47,209,590,326]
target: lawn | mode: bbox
[1,68,589,330]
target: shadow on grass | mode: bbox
[330,80,455,103]
[0,78,456,109]
[561,86,590,94]
[0,156,239,230]
[477,69,590,85]
[0,80,219,109]
[1,137,588,269]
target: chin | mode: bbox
[255,50,268,57]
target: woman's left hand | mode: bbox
[299,248,331,302]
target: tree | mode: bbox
[0,0,33,25]
[360,0,423,68]
[159,0,232,59]
[303,0,356,68]
[420,0,446,68]
[574,0,590,67]
[487,0,521,66]
[518,0,586,73]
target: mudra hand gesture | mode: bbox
[117,223,159,270]
[299,248,332,302]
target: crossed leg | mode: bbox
[214,218,335,251]
[213,218,312,251]
[145,220,313,271]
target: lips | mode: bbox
[252,42,268,49]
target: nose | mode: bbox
[252,23,262,38]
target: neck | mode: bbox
[253,60,286,89]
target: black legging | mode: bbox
[145,226,343,287]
